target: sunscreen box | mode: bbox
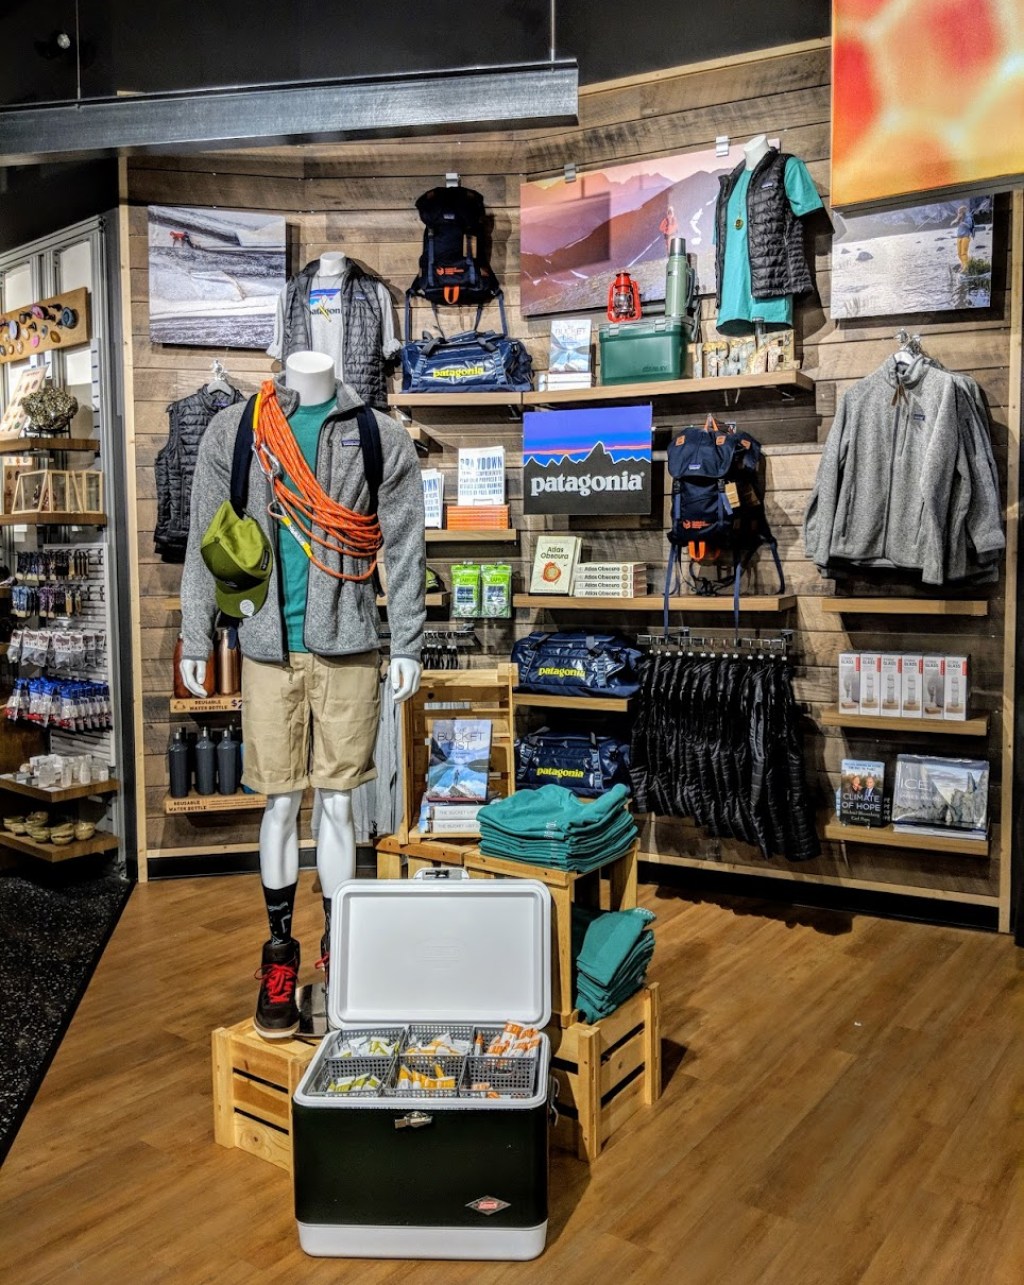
[838,653,861,711]
[901,655,924,716]
[922,655,945,719]
[859,653,882,716]
[944,655,969,720]
[880,654,902,715]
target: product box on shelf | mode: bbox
[901,654,924,716]
[292,874,552,1262]
[859,653,882,716]
[571,563,646,598]
[838,653,861,712]
[923,656,946,719]
[880,654,902,714]
[944,656,970,720]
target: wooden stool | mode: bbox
[375,834,476,879]
[464,841,639,1026]
[547,983,661,1163]
[211,1019,317,1173]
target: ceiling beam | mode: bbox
[0,62,578,166]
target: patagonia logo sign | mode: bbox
[537,766,585,779]
[537,664,585,678]
[530,469,645,500]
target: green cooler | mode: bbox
[599,318,691,385]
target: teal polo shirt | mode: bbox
[279,398,334,653]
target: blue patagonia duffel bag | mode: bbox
[511,631,644,699]
[516,729,632,797]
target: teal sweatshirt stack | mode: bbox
[571,905,655,1023]
[478,784,637,872]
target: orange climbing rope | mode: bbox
[251,380,382,582]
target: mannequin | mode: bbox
[318,250,347,277]
[180,350,425,1040]
[743,133,771,171]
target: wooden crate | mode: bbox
[398,664,516,845]
[375,833,476,879]
[211,1018,317,1172]
[465,842,639,1026]
[547,983,661,1164]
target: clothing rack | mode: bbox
[637,627,794,657]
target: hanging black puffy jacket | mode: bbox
[154,385,243,562]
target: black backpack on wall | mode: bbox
[409,185,501,310]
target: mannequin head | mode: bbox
[285,351,336,406]
[743,134,771,170]
[319,251,348,277]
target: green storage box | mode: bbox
[599,318,691,385]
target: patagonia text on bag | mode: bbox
[511,631,643,699]
[401,297,533,394]
[516,729,632,798]
[664,415,783,631]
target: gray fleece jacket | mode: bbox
[181,376,425,663]
[804,356,1004,585]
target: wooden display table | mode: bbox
[211,1019,317,1173]
[464,842,640,1026]
[547,983,662,1163]
[375,833,476,879]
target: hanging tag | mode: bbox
[725,482,741,509]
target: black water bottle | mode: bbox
[217,725,241,795]
[194,725,217,796]
[168,727,190,799]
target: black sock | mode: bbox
[263,881,297,944]
[322,895,332,948]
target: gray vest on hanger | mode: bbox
[281,259,387,408]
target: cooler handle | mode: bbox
[412,867,470,881]
[548,1076,560,1127]
[395,1111,434,1130]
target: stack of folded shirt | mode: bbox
[572,904,655,1023]
[477,783,637,872]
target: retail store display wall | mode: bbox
[119,38,1017,931]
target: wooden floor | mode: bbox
[1,872,1022,1284]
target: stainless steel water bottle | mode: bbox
[665,237,694,319]
[217,725,241,795]
[194,725,217,796]
[168,727,191,799]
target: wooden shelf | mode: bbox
[0,830,119,862]
[169,695,242,714]
[819,711,989,736]
[161,596,182,611]
[388,392,521,408]
[513,593,797,612]
[522,370,815,406]
[425,528,517,543]
[163,792,267,815]
[820,597,989,617]
[823,821,990,857]
[513,692,631,713]
[378,592,448,608]
[0,436,98,454]
[0,774,119,803]
[0,511,106,527]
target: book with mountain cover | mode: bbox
[425,718,492,802]
[891,755,989,837]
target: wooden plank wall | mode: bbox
[123,38,1013,920]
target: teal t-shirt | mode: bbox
[715,157,823,336]
[279,398,334,653]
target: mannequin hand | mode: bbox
[389,658,422,705]
[180,658,209,699]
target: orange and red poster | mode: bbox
[832,0,1024,206]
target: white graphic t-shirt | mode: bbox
[267,270,400,375]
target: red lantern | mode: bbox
[607,271,642,322]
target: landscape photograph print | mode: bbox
[147,205,286,349]
[519,141,773,317]
[831,195,993,320]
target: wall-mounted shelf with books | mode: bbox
[820,711,990,737]
[513,593,797,613]
[824,820,990,858]
[523,370,815,407]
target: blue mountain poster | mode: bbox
[522,405,653,515]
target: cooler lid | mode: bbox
[328,877,551,1030]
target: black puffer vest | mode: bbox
[281,259,387,408]
[715,149,815,306]
[155,386,243,562]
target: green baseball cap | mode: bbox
[200,500,273,619]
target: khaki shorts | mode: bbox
[241,651,381,795]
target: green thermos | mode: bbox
[665,236,695,322]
